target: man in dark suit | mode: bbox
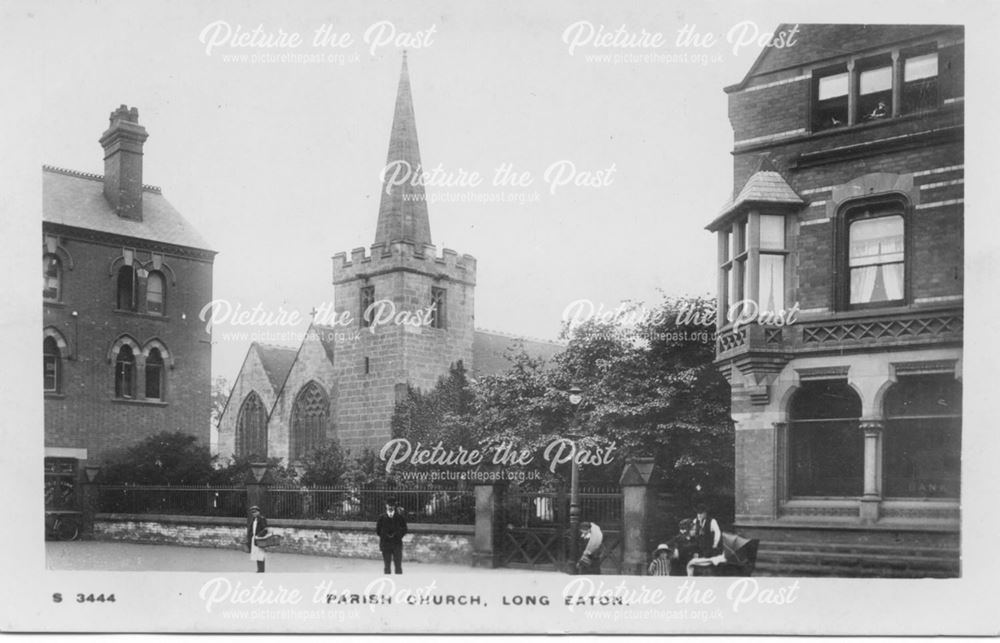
[375,497,408,574]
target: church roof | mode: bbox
[311,324,340,365]
[473,329,565,377]
[374,53,433,246]
[253,343,297,394]
[42,165,213,252]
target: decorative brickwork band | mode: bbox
[802,314,962,344]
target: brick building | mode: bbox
[43,106,216,506]
[707,25,963,576]
[218,56,562,461]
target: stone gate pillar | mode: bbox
[472,482,504,568]
[619,457,659,576]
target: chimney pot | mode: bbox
[100,105,148,221]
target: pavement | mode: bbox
[46,541,539,575]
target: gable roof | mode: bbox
[254,343,297,394]
[42,165,214,252]
[728,24,958,92]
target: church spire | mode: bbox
[374,51,432,246]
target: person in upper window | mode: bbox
[867,101,888,120]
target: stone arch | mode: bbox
[289,380,329,462]
[107,334,141,363]
[235,391,269,459]
[141,337,175,368]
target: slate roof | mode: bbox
[311,324,340,365]
[731,24,957,91]
[253,343,297,394]
[472,329,565,377]
[42,165,213,252]
[708,166,804,231]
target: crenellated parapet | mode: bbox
[332,239,476,286]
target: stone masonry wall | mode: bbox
[93,515,474,565]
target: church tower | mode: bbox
[331,54,477,453]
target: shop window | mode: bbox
[884,374,961,498]
[788,380,864,497]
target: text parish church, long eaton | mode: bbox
[216,55,561,462]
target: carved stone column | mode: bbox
[859,419,884,523]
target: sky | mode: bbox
[1,0,992,384]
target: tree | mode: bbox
[391,294,733,496]
[101,431,217,485]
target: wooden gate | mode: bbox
[497,486,623,573]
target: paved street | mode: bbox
[46,541,539,575]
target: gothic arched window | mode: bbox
[117,265,136,311]
[44,336,61,393]
[114,345,136,398]
[44,255,62,301]
[290,381,328,462]
[145,348,165,400]
[146,270,165,315]
[235,392,268,459]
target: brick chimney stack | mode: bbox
[99,105,148,221]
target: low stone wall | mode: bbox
[94,514,474,565]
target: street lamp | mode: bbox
[567,385,583,571]
[250,462,268,483]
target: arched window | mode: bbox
[837,196,908,310]
[290,381,328,462]
[114,345,136,398]
[44,336,61,393]
[884,375,961,499]
[146,271,165,315]
[117,265,136,311]
[44,255,61,301]
[788,380,863,497]
[235,392,268,459]
[145,348,164,400]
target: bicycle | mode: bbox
[45,510,80,541]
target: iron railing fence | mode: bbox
[95,484,475,524]
[96,484,246,518]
